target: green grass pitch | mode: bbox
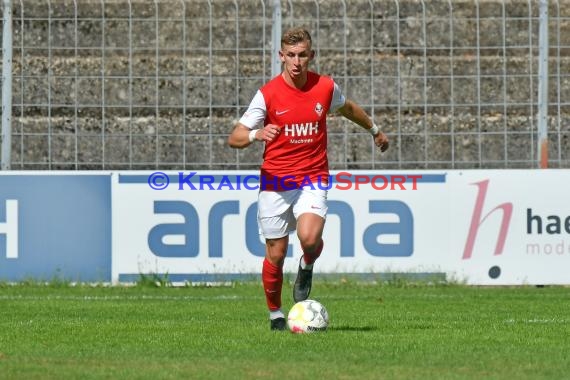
[0,280,569,379]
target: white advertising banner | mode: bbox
[112,170,570,285]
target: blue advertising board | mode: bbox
[0,175,112,282]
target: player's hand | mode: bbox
[374,132,389,152]
[261,124,281,143]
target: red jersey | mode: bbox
[251,72,342,191]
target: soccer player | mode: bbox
[228,27,389,331]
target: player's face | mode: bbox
[280,41,314,80]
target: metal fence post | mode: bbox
[271,0,282,78]
[537,0,549,168]
[1,0,13,170]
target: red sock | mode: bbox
[303,240,324,265]
[262,258,283,311]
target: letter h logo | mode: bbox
[0,200,19,259]
[463,180,512,260]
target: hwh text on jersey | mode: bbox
[283,122,319,137]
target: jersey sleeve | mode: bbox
[238,90,267,129]
[329,81,346,113]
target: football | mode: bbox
[287,299,329,333]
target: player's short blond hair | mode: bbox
[281,27,312,49]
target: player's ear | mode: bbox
[279,49,286,63]
[309,50,315,61]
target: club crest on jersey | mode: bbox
[315,102,323,117]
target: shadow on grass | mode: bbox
[328,325,379,332]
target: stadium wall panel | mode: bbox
[1,170,568,285]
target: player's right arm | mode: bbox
[228,90,280,149]
[228,123,257,148]
[228,123,281,148]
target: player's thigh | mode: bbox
[296,213,325,249]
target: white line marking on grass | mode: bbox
[0,295,257,301]
[504,318,568,324]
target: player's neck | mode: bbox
[282,72,308,90]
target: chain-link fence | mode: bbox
[1,0,569,170]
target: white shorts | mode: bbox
[257,188,328,239]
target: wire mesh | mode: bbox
[1,0,569,170]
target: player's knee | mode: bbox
[300,236,322,253]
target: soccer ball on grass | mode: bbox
[287,299,329,333]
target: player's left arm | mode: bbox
[337,99,389,152]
